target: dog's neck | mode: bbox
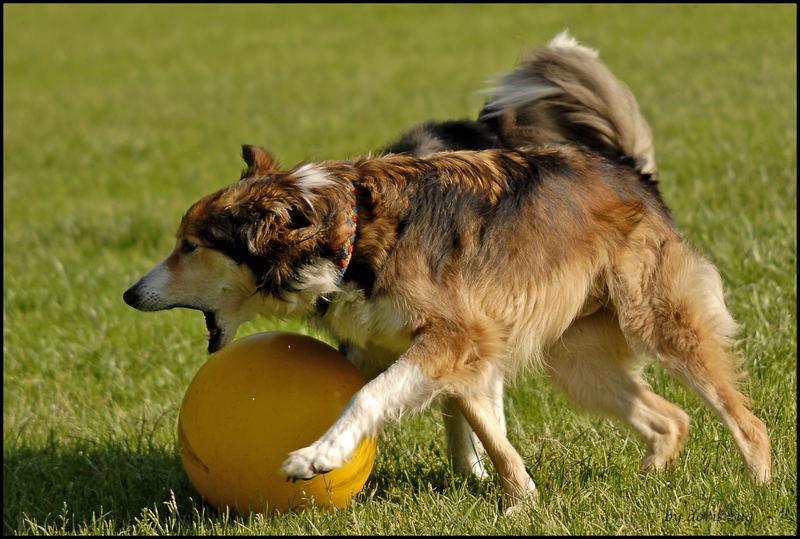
[336,155,431,296]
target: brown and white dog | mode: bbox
[124,33,771,511]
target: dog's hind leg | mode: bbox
[546,308,689,473]
[609,237,771,483]
[441,364,505,479]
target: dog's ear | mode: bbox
[285,205,314,231]
[241,145,280,180]
[242,201,318,257]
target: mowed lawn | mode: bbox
[3,4,796,535]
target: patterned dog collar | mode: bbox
[335,181,358,284]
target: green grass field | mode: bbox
[3,4,796,535]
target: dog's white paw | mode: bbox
[503,477,538,516]
[280,443,342,480]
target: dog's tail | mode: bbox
[479,31,657,179]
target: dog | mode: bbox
[124,32,771,512]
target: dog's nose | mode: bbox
[123,285,139,308]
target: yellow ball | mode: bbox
[178,332,377,514]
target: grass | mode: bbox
[3,3,796,535]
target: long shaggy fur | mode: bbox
[124,32,771,511]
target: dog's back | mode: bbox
[343,142,670,373]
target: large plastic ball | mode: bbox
[178,332,377,514]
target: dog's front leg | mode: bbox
[442,364,506,479]
[280,350,440,480]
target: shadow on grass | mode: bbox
[363,451,504,513]
[3,439,467,533]
[4,433,509,533]
[3,439,208,534]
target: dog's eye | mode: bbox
[180,240,198,254]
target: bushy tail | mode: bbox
[479,31,657,178]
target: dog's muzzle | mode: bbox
[123,281,170,313]
[123,284,223,354]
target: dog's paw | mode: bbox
[280,443,339,481]
[503,477,538,516]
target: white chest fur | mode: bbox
[320,283,414,357]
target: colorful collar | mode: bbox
[335,181,357,284]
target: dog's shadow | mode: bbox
[5,435,505,532]
[362,439,505,512]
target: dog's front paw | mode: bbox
[280,443,339,481]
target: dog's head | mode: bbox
[123,145,358,353]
